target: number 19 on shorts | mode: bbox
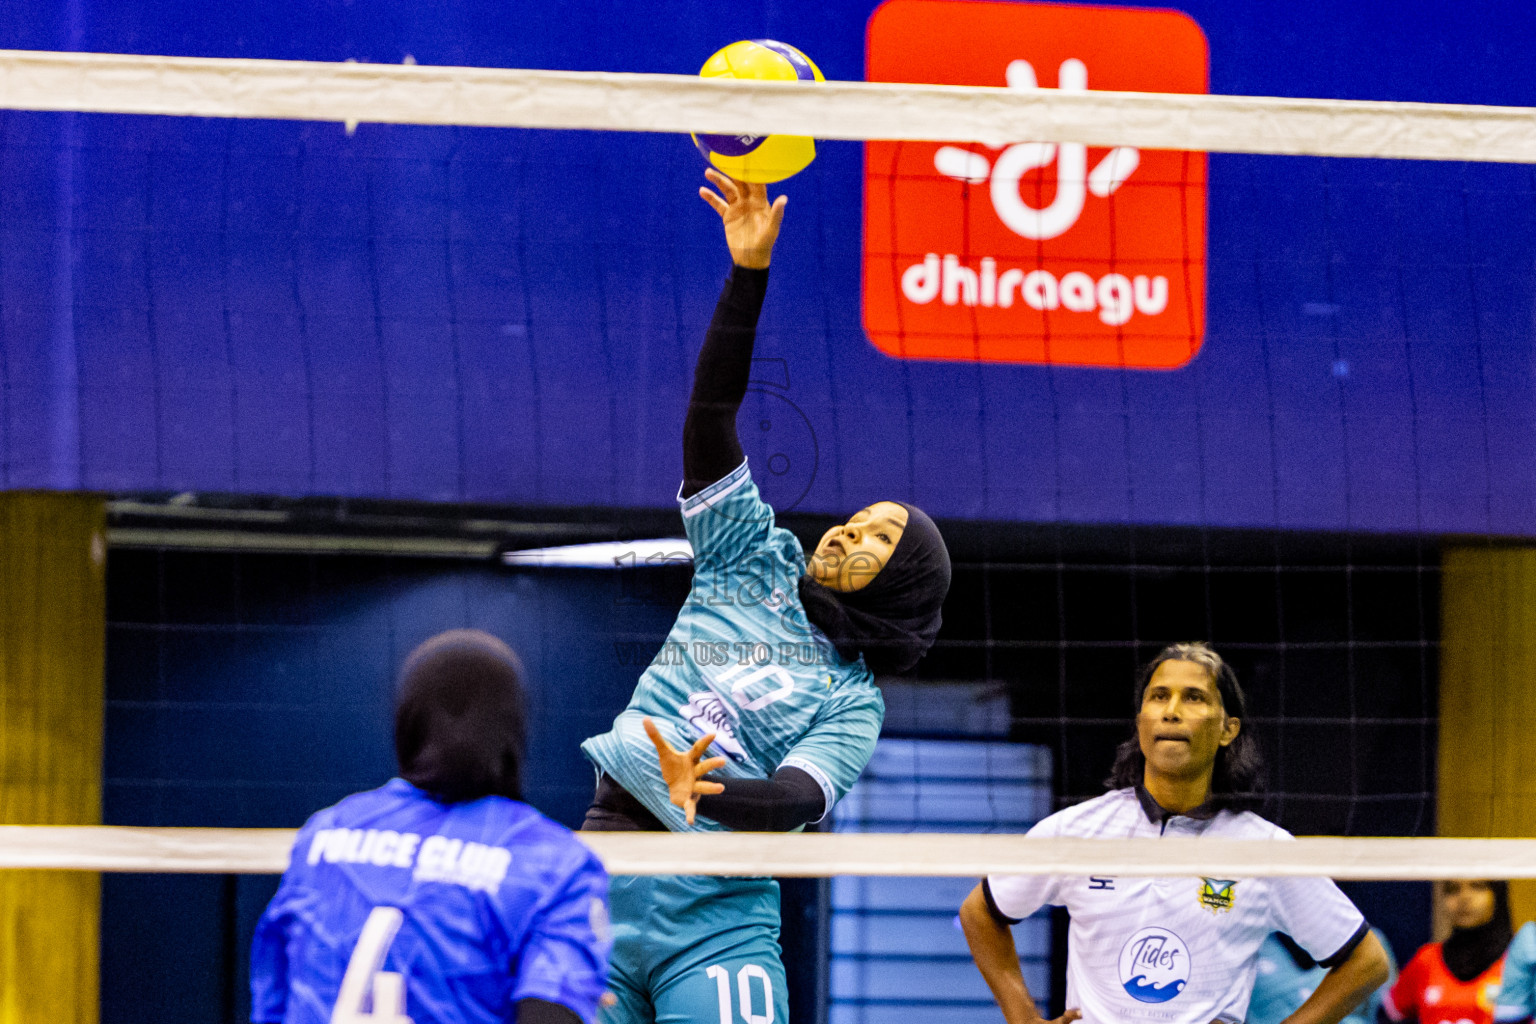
[705,964,774,1024]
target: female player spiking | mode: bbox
[580,169,952,1024]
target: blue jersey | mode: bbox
[1496,922,1536,1023]
[582,459,885,833]
[1248,931,1394,1024]
[250,778,611,1024]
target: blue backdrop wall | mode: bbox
[0,0,1532,532]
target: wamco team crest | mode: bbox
[1198,877,1238,914]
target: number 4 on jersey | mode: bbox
[332,907,414,1024]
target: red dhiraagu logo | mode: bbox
[863,0,1208,368]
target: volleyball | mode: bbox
[692,39,825,183]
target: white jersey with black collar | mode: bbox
[986,787,1367,1024]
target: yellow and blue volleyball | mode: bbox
[693,39,825,184]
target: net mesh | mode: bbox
[2,42,1529,1024]
[913,529,1439,836]
[830,740,1055,1024]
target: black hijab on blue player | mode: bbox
[798,501,952,674]
[394,629,528,803]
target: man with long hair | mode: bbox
[959,642,1391,1024]
[251,630,612,1024]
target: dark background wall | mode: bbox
[101,547,686,1024]
[101,522,1436,1023]
[916,522,1438,971]
[922,524,1439,833]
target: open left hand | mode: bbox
[643,717,727,825]
[698,168,786,269]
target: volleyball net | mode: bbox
[2,47,1535,159]
[5,826,1536,878]
[4,44,1527,858]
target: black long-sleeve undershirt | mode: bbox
[679,265,825,829]
[681,265,769,499]
[583,766,825,833]
[696,766,825,832]
[518,999,583,1024]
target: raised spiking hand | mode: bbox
[698,168,786,270]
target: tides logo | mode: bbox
[1117,927,1190,1004]
[863,0,1209,369]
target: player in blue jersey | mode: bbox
[1247,930,1395,1024]
[580,169,952,1024]
[251,630,612,1024]
[1497,920,1536,1024]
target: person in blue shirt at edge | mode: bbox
[251,630,612,1024]
[1498,916,1536,1024]
[580,168,952,1024]
[1247,930,1397,1024]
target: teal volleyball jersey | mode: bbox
[1496,921,1535,1022]
[582,459,884,833]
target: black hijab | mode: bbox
[798,502,951,675]
[1441,881,1512,983]
[394,629,528,803]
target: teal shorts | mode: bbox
[600,874,787,1024]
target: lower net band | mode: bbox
[2,826,1532,878]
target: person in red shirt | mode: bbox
[1382,880,1512,1024]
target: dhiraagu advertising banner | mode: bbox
[864,0,1208,369]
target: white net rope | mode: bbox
[5,827,1535,877]
[1,48,1535,161]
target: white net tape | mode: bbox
[3,827,1534,878]
[1,48,1535,161]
